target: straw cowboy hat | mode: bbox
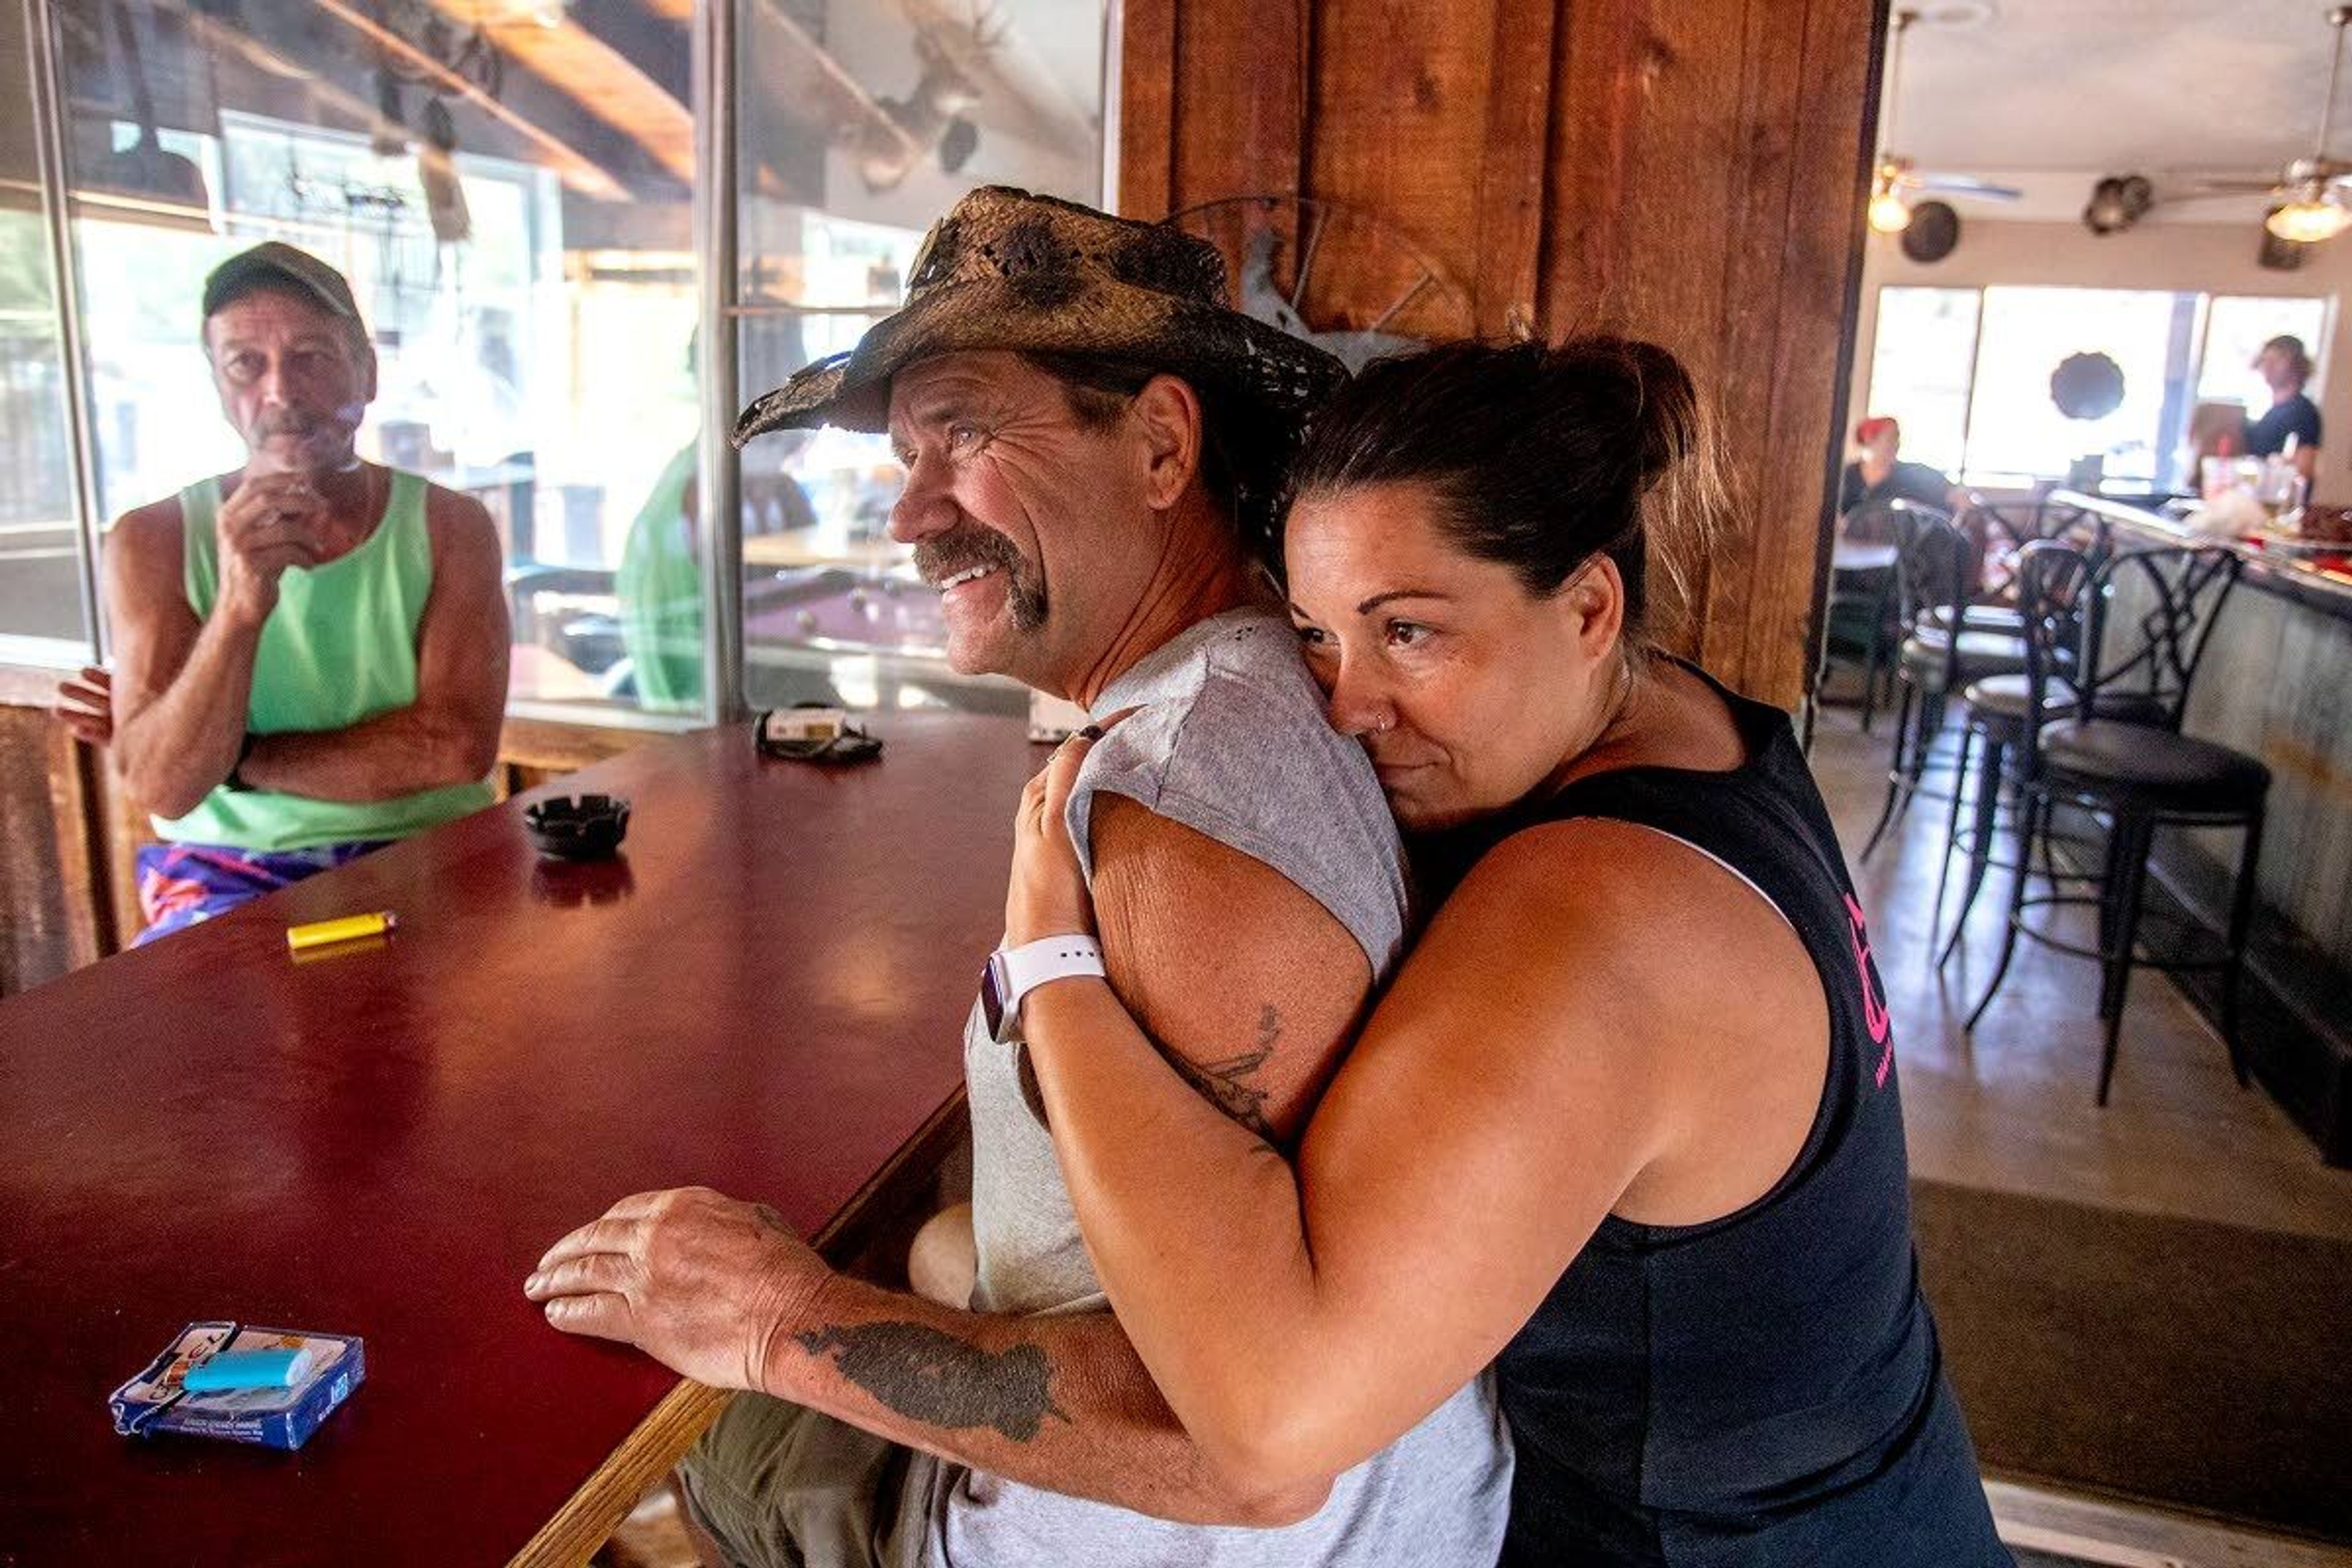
[732,186,1345,445]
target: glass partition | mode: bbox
[730,0,1107,718]
[43,0,703,710]
[0,0,89,655]
[16,0,1109,713]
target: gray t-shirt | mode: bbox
[921,606,1512,1566]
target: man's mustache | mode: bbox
[914,527,1022,588]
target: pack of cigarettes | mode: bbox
[760,707,847,745]
[110,1322,365,1450]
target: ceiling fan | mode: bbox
[2167,6,2352,243]
[1868,7,2024,235]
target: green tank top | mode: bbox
[616,443,703,712]
[154,470,497,852]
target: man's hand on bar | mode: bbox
[526,1186,827,1393]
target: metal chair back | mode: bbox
[2037,493,2120,575]
[1890,502,1969,628]
[1841,495,1913,546]
[1962,493,2109,603]
[2077,546,2242,733]
[1888,501,1973,698]
[2011,540,2092,764]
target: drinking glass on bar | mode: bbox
[2201,454,2264,502]
[2255,459,2308,532]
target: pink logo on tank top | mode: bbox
[1842,892,1894,1088]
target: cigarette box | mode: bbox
[110,1322,365,1450]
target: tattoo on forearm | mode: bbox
[1164,1004,1282,1141]
[794,1323,1069,1441]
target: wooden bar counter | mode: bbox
[0,712,1041,1564]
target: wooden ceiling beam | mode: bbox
[305,0,631,199]
[421,0,695,185]
[165,2,406,151]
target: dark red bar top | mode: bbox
[0,712,1039,1566]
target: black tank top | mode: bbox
[1413,666,2008,1568]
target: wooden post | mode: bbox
[1119,0,1880,706]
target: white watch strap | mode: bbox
[1000,935,1106,1014]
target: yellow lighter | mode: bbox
[285,911,399,953]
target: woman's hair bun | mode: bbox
[1281,332,1719,644]
[1540,335,1700,495]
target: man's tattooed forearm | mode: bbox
[795,1322,1069,1441]
[1164,1004,1282,1141]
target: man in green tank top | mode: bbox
[99,243,510,942]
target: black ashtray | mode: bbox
[524,793,631,860]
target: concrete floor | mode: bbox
[1810,700,2352,1244]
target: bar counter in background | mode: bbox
[2044,491,2352,1163]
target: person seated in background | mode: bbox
[1838,415,1963,523]
[616,432,819,713]
[2245,334,2322,487]
[100,242,508,943]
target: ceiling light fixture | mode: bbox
[1869,15,1921,236]
[2267,7,2352,243]
[2269,178,2352,242]
[1870,184,1914,233]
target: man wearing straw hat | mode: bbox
[529,187,1509,1566]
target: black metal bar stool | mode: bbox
[1932,540,2094,960]
[1964,546,2269,1105]
[1809,497,1905,748]
[1860,503,2029,861]
[1929,514,2131,959]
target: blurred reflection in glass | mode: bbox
[29,0,1109,714]
[47,0,698,709]
[1,1,90,651]
[733,0,1105,719]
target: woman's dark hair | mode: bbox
[1017,350,1288,545]
[1280,336,1717,643]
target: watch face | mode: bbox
[981,954,1011,1042]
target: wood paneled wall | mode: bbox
[1120,0,1885,706]
[0,685,111,993]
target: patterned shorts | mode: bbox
[134,840,390,945]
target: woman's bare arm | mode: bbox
[1017,812,1827,1489]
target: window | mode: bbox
[1863,287,1977,478]
[729,1,1109,720]
[1965,287,2193,490]
[0,0,88,658]
[2199,295,2331,415]
[0,211,86,655]
[1862,285,2333,494]
[45,0,697,711]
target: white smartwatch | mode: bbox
[981,935,1106,1043]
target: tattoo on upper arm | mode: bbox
[794,1322,1069,1441]
[1162,1005,1282,1142]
